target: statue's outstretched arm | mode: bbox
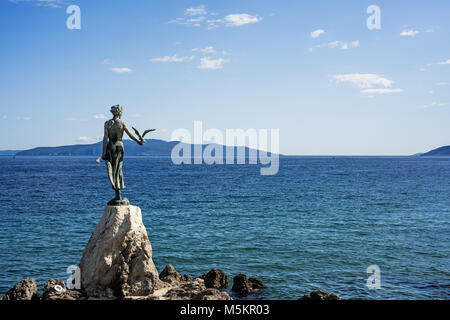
[124,123,143,145]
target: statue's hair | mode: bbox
[110,105,123,115]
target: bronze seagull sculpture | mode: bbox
[132,127,156,144]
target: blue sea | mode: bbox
[0,156,449,299]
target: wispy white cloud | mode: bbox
[423,101,449,108]
[93,114,107,120]
[16,116,31,121]
[206,19,223,29]
[437,82,450,86]
[310,29,325,39]
[400,29,420,37]
[332,74,393,88]
[77,136,101,143]
[311,40,359,52]
[152,47,229,69]
[169,6,260,29]
[9,0,65,8]
[151,55,194,62]
[64,117,88,122]
[170,16,206,27]
[101,59,111,65]
[225,14,261,27]
[436,59,450,65]
[332,73,403,94]
[197,57,230,70]
[185,5,206,16]
[192,46,217,55]
[169,5,209,27]
[111,67,133,73]
[362,88,403,94]
[328,40,359,50]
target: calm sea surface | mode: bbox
[0,156,449,299]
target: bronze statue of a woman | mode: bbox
[101,105,144,206]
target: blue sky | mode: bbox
[0,0,449,155]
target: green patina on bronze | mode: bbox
[101,105,155,206]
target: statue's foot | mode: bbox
[107,197,130,206]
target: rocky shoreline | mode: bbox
[0,267,340,301]
[0,266,265,300]
[0,205,340,301]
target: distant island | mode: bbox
[13,139,267,157]
[0,150,21,156]
[421,145,450,156]
[3,141,449,157]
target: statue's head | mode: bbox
[110,105,123,118]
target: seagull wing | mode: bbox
[132,127,142,140]
[142,129,156,137]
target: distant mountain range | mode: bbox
[14,139,267,157]
[0,150,21,156]
[420,145,450,156]
[2,141,448,157]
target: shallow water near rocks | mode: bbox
[0,156,449,299]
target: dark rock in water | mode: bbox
[248,277,265,290]
[42,279,87,300]
[232,273,252,295]
[1,278,39,300]
[299,290,340,300]
[232,273,264,295]
[160,264,183,285]
[203,269,228,289]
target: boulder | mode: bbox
[203,269,228,289]
[248,277,265,290]
[299,290,340,301]
[79,205,159,298]
[43,279,66,300]
[159,264,183,285]
[159,264,193,287]
[1,278,39,300]
[152,277,232,300]
[42,279,86,300]
[193,288,232,300]
[231,273,265,295]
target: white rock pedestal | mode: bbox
[79,205,159,298]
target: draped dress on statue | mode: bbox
[104,120,125,190]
